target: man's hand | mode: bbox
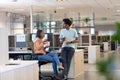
[62,37,66,42]
[60,37,66,43]
[66,41,71,45]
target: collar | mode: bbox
[66,28,72,30]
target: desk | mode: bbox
[78,45,100,64]
[0,61,39,80]
[103,42,109,51]
[9,51,33,60]
[88,45,100,64]
[68,50,84,78]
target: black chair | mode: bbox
[34,53,62,80]
[38,60,54,80]
[32,54,54,80]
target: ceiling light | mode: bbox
[0,0,17,3]
[56,6,65,9]
[14,9,24,11]
[56,0,68,1]
[116,10,120,12]
[115,4,120,6]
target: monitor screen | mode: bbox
[16,35,27,48]
[92,35,96,40]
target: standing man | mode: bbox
[59,18,79,80]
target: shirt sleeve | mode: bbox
[74,29,78,38]
[59,30,63,39]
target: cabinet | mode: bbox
[53,33,62,49]
[78,45,100,64]
[0,61,39,80]
[103,42,109,51]
[48,33,62,50]
[68,50,84,78]
[8,35,15,48]
[81,34,91,46]
[88,45,100,64]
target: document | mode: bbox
[16,35,26,42]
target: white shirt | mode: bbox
[59,28,78,48]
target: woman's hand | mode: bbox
[44,46,49,49]
[44,39,48,42]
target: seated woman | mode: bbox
[34,29,64,78]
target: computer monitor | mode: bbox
[15,34,27,50]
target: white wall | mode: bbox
[0,28,9,65]
[0,12,7,27]
[13,23,24,35]
[0,12,25,35]
[0,12,10,34]
[0,12,10,65]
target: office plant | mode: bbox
[28,41,35,59]
[83,17,90,24]
[28,41,34,51]
[111,22,120,50]
[111,22,120,43]
[100,35,110,42]
[96,55,115,80]
[69,17,73,22]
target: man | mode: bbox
[59,18,78,80]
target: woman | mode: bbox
[34,29,64,78]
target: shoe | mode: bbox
[56,76,60,80]
[58,65,64,71]
[54,76,60,80]
[60,75,68,80]
[58,68,64,71]
[64,75,68,80]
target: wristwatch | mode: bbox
[70,41,73,43]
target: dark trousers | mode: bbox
[61,47,75,76]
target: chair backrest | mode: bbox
[31,52,38,60]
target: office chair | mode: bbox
[38,60,54,80]
[33,52,62,80]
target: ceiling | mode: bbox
[0,0,120,25]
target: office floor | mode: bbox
[41,50,120,80]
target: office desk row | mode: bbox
[9,50,61,60]
[9,51,33,60]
